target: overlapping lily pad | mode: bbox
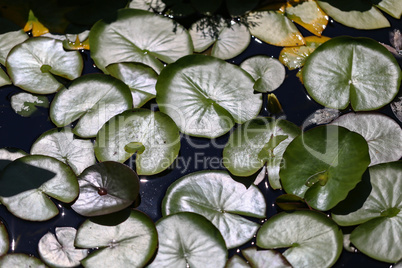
[0,30,28,65]
[0,254,46,267]
[156,55,262,138]
[89,9,192,74]
[303,36,401,111]
[10,92,49,117]
[162,170,266,248]
[242,247,292,268]
[6,37,83,94]
[257,211,343,268]
[50,74,132,138]
[280,125,370,210]
[0,222,8,256]
[0,147,27,171]
[148,212,227,268]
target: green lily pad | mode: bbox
[156,55,262,138]
[240,56,286,93]
[332,161,402,263]
[89,9,192,74]
[374,0,402,19]
[0,155,78,221]
[128,0,166,12]
[148,212,227,268]
[0,147,27,172]
[190,18,250,60]
[162,170,266,248]
[95,109,180,175]
[242,247,292,268]
[38,227,88,268]
[0,222,8,257]
[280,125,370,211]
[226,255,249,268]
[331,113,402,166]
[6,37,83,94]
[31,127,96,175]
[223,117,301,190]
[0,29,28,65]
[257,211,343,268]
[106,62,157,108]
[0,254,46,267]
[50,73,133,138]
[75,210,157,267]
[0,69,11,87]
[303,36,401,111]
[71,162,139,217]
[10,92,49,117]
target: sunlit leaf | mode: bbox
[0,254,46,267]
[10,92,49,117]
[0,29,28,65]
[242,247,292,268]
[226,255,249,268]
[0,147,27,172]
[23,10,49,37]
[373,0,402,19]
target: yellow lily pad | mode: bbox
[23,10,49,37]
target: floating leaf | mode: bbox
[374,0,402,19]
[23,10,49,37]
[128,0,166,12]
[89,9,192,74]
[95,109,180,175]
[106,62,157,108]
[148,212,227,268]
[240,56,285,93]
[0,254,46,267]
[0,30,28,65]
[242,247,292,268]
[280,125,370,210]
[63,33,90,50]
[223,117,300,190]
[38,227,88,267]
[162,170,266,248]
[75,210,157,267]
[0,147,27,171]
[10,92,48,117]
[31,127,96,175]
[226,255,249,268]
[303,36,401,111]
[307,107,340,125]
[331,113,402,166]
[6,37,83,94]
[50,74,132,138]
[156,55,262,138]
[0,69,11,87]
[0,155,78,221]
[0,222,8,257]
[71,162,139,217]
[257,211,343,268]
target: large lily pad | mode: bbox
[0,29,28,65]
[331,113,402,166]
[280,125,370,211]
[0,69,11,87]
[303,36,401,111]
[0,222,8,256]
[156,55,262,138]
[10,92,49,117]
[162,170,266,248]
[89,9,192,74]
[0,254,46,267]
[6,37,83,94]
[50,74,133,138]
[223,117,300,190]
[31,127,96,175]
[148,212,227,268]
[0,155,78,221]
[95,109,180,175]
[75,210,157,267]
[257,211,343,268]
[71,162,139,217]
[332,161,402,263]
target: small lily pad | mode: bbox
[38,227,88,267]
[50,74,133,138]
[75,210,157,267]
[374,0,402,19]
[0,29,28,65]
[257,211,343,268]
[71,162,139,217]
[10,92,49,117]
[0,254,46,267]
[0,147,27,171]
[6,37,83,94]
[31,127,96,175]
[0,222,9,256]
[162,170,266,248]
[242,247,292,268]
[148,212,227,268]
[0,69,11,87]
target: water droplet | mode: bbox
[236,249,240,253]
[93,64,97,68]
[98,187,107,195]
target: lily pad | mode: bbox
[6,37,83,94]
[0,254,46,267]
[89,9,192,74]
[38,227,88,267]
[24,10,49,37]
[10,92,49,117]
[303,36,401,111]
[190,18,250,60]
[0,29,28,65]
[75,210,157,267]
[332,161,402,263]
[240,56,286,93]
[106,62,157,108]
[50,73,133,138]
[0,69,11,87]
[374,0,402,19]
[156,55,262,138]
[0,147,27,171]
[223,117,301,190]
[71,162,139,217]
[0,155,78,221]
[162,170,266,248]
[0,222,8,256]
[95,109,180,175]
[226,255,249,268]
[149,212,227,268]
[257,211,343,268]
[331,113,402,166]
[31,127,96,175]
[242,247,292,268]
[280,125,370,211]
[128,0,166,12]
